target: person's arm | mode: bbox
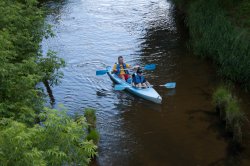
[126,63,131,69]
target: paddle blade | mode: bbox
[96,70,108,75]
[114,84,128,90]
[164,82,176,88]
[144,64,156,70]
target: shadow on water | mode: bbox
[187,109,246,166]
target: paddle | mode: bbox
[96,70,109,75]
[96,64,156,76]
[114,82,176,90]
[143,64,156,70]
[159,82,176,89]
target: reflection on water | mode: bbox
[42,0,250,165]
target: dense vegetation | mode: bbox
[0,0,97,165]
[0,108,97,165]
[174,0,250,89]
[212,86,247,143]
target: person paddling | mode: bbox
[112,56,131,81]
[132,67,150,88]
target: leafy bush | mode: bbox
[0,0,65,123]
[0,108,97,165]
[0,0,98,165]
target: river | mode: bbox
[42,0,250,165]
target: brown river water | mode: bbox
[42,0,250,165]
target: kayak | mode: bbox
[106,66,162,104]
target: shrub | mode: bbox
[0,108,97,165]
[0,0,65,123]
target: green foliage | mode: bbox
[212,86,232,119]
[225,0,250,30]
[84,108,97,130]
[225,99,246,142]
[179,0,250,89]
[0,0,98,165]
[86,129,100,144]
[0,108,97,165]
[83,108,99,144]
[0,0,65,123]
[212,86,247,143]
[38,50,66,86]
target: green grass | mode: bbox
[84,108,97,130]
[86,129,100,144]
[225,0,250,31]
[225,99,246,142]
[212,87,232,120]
[174,0,250,89]
[213,86,247,143]
[83,108,99,145]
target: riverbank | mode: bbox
[173,0,250,164]
[174,0,250,89]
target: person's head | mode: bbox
[137,67,143,75]
[118,56,124,64]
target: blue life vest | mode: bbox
[132,73,146,84]
[115,63,129,75]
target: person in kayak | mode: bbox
[132,67,150,88]
[112,56,131,81]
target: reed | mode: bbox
[84,108,100,144]
[213,86,247,143]
[84,108,97,130]
[86,129,100,144]
[212,87,232,120]
[174,0,250,89]
[225,99,246,142]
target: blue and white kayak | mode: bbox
[106,66,162,104]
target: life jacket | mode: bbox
[115,63,129,75]
[132,73,145,84]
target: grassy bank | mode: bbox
[0,0,98,165]
[174,0,250,89]
[212,87,247,143]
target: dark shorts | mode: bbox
[133,79,146,85]
[134,81,146,85]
